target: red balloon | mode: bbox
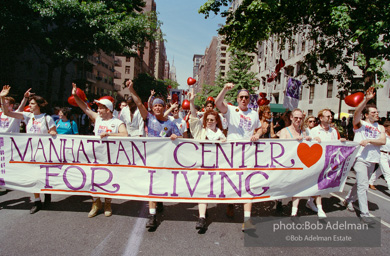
[182,99,190,110]
[201,108,205,112]
[23,106,31,112]
[168,85,172,89]
[344,92,364,107]
[257,98,267,106]
[184,91,188,95]
[68,96,78,107]
[187,77,196,86]
[259,92,267,98]
[99,96,115,103]
[264,99,270,105]
[267,72,277,83]
[206,96,214,102]
[76,88,87,102]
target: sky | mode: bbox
[155,0,227,89]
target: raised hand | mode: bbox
[72,83,77,96]
[24,88,34,98]
[126,80,133,89]
[0,85,11,98]
[224,82,235,91]
[365,87,376,101]
[188,89,195,101]
[150,89,155,96]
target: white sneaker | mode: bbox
[317,209,327,218]
[343,200,355,212]
[306,200,318,213]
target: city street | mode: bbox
[1,173,390,256]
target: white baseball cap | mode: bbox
[94,99,113,111]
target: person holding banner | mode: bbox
[71,83,128,218]
[126,80,182,230]
[119,96,145,137]
[258,105,275,138]
[1,85,57,214]
[215,83,263,231]
[279,108,311,217]
[307,108,346,218]
[188,90,226,230]
[343,87,385,224]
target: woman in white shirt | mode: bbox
[188,91,226,230]
[0,85,57,214]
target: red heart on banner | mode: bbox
[297,143,323,168]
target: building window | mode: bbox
[309,85,315,103]
[299,86,303,100]
[308,109,313,116]
[327,81,333,98]
[301,41,306,53]
[126,56,130,62]
[125,66,130,74]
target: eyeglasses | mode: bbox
[206,118,216,122]
[239,95,249,100]
[308,120,316,123]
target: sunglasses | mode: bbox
[308,120,316,123]
[239,95,249,99]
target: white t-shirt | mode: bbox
[94,116,124,136]
[168,116,187,135]
[119,106,145,137]
[354,120,382,163]
[23,112,56,134]
[225,105,261,140]
[0,112,21,133]
[310,125,338,141]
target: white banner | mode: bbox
[0,133,359,203]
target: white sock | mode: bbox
[244,211,251,221]
[199,214,206,218]
[34,197,41,202]
[317,204,323,211]
[291,207,298,216]
[149,208,156,215]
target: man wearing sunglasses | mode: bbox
[215,82,263,231]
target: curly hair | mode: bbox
[202,110,223,130]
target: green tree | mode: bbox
[199,0,390,91]
[133,73,168,103]
[223,47,258,102]
[0,0,161,102]
[162,79,180,89]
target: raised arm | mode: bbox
[147,89,155,111]
[126,80,149,120]
[353,87,375,128]
[188,89,197,118]
[164,102,178,117]
[72,83,98,123]
[16,88,33,112]
[215,82,234,114]
[0,85,24,119]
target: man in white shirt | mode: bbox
[344,87,385,224]
[119,97,145,137]
[308,108,346,218]
[215,83,263,231]
[72,83,128,218]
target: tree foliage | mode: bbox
[133,73,169,103]
[199,0,390,91]
[0,0,161,100]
